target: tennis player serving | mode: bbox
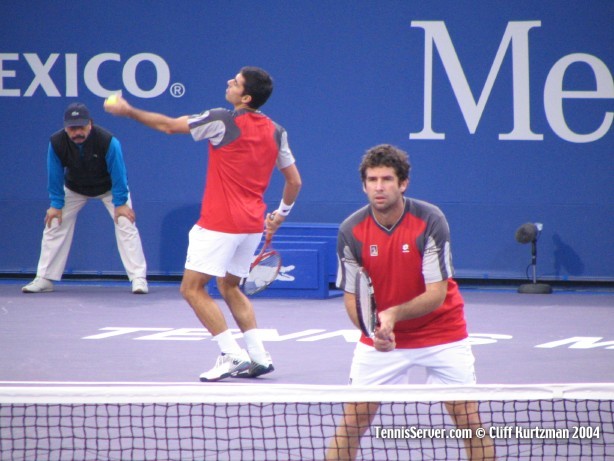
[104,67,301,382]
[326,144,495,460]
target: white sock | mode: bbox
[242,329,268,363]
[212,330,241,355]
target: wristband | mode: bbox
[276,199,295,217]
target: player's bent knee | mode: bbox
[216,275,244,299]
[179,274,211,303]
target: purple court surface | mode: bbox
[1,280,612,386]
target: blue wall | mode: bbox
[1,1,612,281]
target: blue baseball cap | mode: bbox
[64,103,91,127]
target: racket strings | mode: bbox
[243,252,281,295]
[357,272,377,336]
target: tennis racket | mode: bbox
[241,235,282,296]
[355,267,378,338]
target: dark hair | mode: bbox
[240,66,273,109]
[359,144,411,183]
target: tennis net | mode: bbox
[1,383,612,460]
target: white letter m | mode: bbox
[410,21,543,141]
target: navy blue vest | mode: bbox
[50,126,113,197]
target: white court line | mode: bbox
[0,381,249,386]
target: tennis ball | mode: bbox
[106,94,119,105]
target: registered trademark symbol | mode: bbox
[170,83,185,97]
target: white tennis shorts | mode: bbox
[184,225,262,278]
[349,338,476,385]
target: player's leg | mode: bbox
[445,401,496,461]
[182,226,251,381]
[217,272,274,377]
[181,226,235,334]
[325,402,380,460]
[182,267,251,381]
[423,339,496,460]
[180,268,225,333]
[219,232,273,377]
[216,232,261,332]
[326,343,410,459]
[217,273,256,331]
[100,191,147,293]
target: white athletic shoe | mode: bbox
[199,350,251,382]
[22,277,54,293]
[232,352,275,378]
[131,278,149,294]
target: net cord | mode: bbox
[1,383,613,405]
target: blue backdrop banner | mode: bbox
[1,1,612,282]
